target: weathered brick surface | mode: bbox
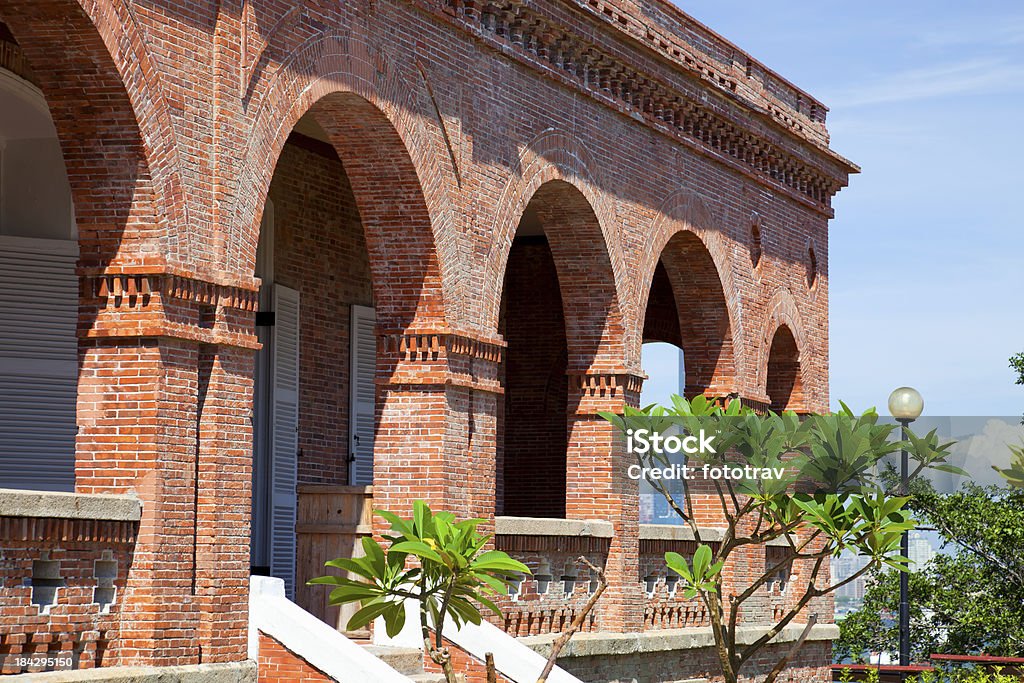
[256,632,332,683]
[0,0,853,676]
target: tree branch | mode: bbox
[537,556,607,683]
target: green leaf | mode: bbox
[470,550,530,574]
[692,544,713,581]
[382,602,407,638]
[390,540,444,564]
[665,551,693,581]
[346,599,394,632]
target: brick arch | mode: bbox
[635,190,743,395]
[765,326,804,412]
[0,0,179,268]
[226,30,459,328]
[487,130,628,370]
[758,289,810,411]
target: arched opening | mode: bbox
[651,231,735,398]
[806,243,818,290]
[0,22,78,491]
[0,1,152,498]
[639,341,686,525]
[497,196,569,519]
[766,325,803,412]
[496,179,620,520]
[250,93,442,625]
[639,231,735,526]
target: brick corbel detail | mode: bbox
[378,328,506,394]
[568,370,645,415]
[82,269,259,350]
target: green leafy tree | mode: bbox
[995,351,1024,483]
[600,396,963,683]
[836,480,1024,660]
[310,501,529,683]
[1010,352,1024,388]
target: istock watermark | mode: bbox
[627,462,786,481]
[624,426,785,482]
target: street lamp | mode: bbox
[888,386,923,671]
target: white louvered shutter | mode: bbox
[349,305,376,485]
[0,236,78,492]
[270,285,299,598]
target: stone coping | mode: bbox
[521,624,840,658]
[3,661,256,682]
[638,524,793,547]
[0,489,142,522]
[495,516,614,539]
[639,524,725,542]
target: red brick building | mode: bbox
[0,0,854,680]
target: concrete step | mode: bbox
[362,645,425,676]
[408,675,447,683]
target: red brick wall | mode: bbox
[269,135,373,486]
[0,0,852,671]
[257,632,331,683]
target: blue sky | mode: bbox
[643,1,1024,416]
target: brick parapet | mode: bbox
[0,513,137,674]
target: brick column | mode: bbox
[565,371,645,633]
[194,304,259,663]
[373,330,504,526]
[75,270,258,667]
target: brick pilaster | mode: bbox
[565,371,645,633]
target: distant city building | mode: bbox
[909,531,936,568]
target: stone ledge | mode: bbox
[495,516,614,538]
[0,489,142,522]
[3,661,256,683]
[638,524,794,547]
[639,525,725,542]
[521,624,841,658]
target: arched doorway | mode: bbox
[638,230,736,526]
[249,93,443,627]
[654,231,736,398]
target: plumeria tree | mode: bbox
[311,502,530,682]
[601,396,963,683]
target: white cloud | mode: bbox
[825,57,1024,108]
[913,16,1024,49]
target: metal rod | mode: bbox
[899,418,911,670]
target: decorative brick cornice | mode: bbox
[378,328,506,394]
[82,269,260,349]
[91,273,258,312]
[380,328,506,363]
[417,0,855,212]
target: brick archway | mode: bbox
[637,192,741,398]
[759,288,812,412]
[0,0,168,271]
[498,178,624,519]
[486,129,630,359]
[766,325,805,413]
[227,30,459,329]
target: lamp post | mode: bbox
[888,386,924,671]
